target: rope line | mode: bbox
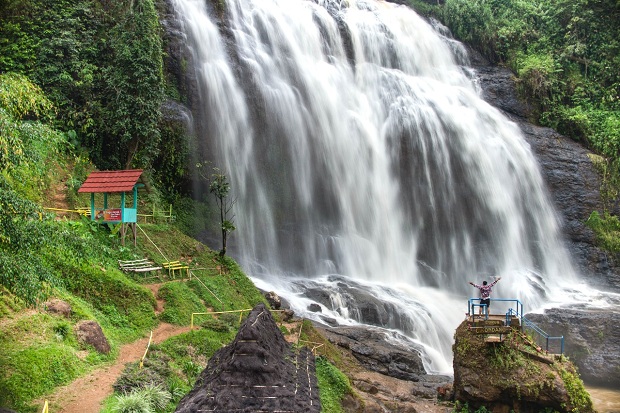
[136,224,169,262]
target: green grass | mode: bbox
[316,356,353,413]
[158,282,205,326]
[159,329,235,360]
[0,344,87,411]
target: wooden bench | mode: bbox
[119,259,162,274]
[162,260,189,279]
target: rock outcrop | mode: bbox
[317,324,453,412]
[175,303,321,413]
[320,326,427,382]
[264,290,282,309]
[75,320,110,354]
[453,319,595,413]
[44,299,71,318]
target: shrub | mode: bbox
[0,73,54,121]
[112,391,153,413]
[515,52,561,111]
[558,365,593,412]
[113,351,172,394]
[0,182,61,306]
[135,384,171,412]
[585,210,620,253]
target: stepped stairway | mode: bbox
[467,298,565,356]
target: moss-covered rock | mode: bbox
[453,319,595,413]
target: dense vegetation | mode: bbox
[0,0,190,197]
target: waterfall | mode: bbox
[172,0,582,374]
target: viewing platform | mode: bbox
[466,298,565,355]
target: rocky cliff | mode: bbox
[526,308,620,388]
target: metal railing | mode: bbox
[467,298,524,322]
[468,297,564,354]
[41,205,174,223]
[508,308,565,355]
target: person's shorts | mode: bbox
[480,298,490,308]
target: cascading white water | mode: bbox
[172,0,585,374]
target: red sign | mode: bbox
[98,208,122,221]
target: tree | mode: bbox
[209,169,236,257]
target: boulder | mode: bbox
[319,326,427,382]
[44,299,71,318]
[175,303,320,412]
[264,291,281,309]
[281,308,295,322]
[75,320,110,354]
[453,319,595,413]
[307,303,322,313]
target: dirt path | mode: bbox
[41,283,188,413]
[42,322,191,413]
[43,164,73,217]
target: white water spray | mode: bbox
[173,0,585,374]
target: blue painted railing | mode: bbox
[468,298,564,354]
[467,298,523,322]
[507,308,565,355]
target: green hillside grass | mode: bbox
[0,217,276,412]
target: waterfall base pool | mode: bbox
[587,386,620,413]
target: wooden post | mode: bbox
[120,223,126,246]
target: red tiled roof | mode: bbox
[78,169,144,193]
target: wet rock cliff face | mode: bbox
[162,0,620,292]
[160,0,620,388]
[161,0,620,291]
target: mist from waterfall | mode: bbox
[172,0,583,374]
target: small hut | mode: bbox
[78,169,146,245]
